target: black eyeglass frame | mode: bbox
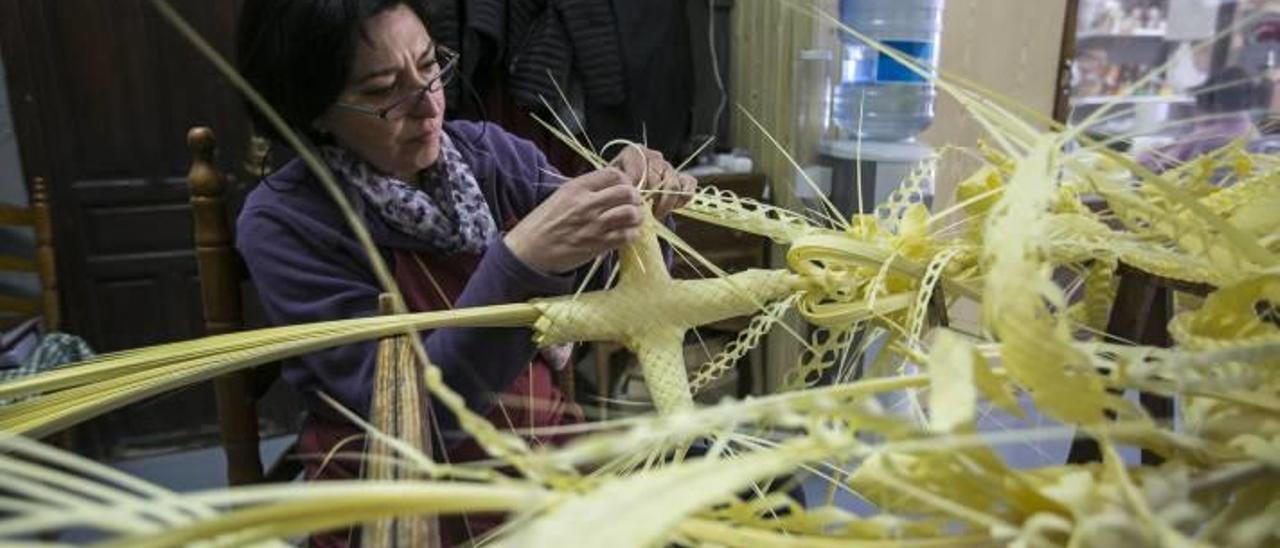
[334,45,458,121]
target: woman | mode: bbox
[235,0,693,544]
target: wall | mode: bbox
[728,0,1069,388]
[920,0,1069,207]
[729,0,825,208]
[0,52,37,301]
[729,0,831,391]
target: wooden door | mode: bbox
[0,0,254,458]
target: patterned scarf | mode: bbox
[320,132,497,255]
[321,134,574,371]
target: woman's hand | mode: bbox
[504,168,644,275]
[612,146,697,219]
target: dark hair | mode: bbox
[1195,66,1268,114]
[236,0,432,145]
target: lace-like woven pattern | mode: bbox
[905,248,962,346]
[782,324,857,391]
[875,154,935,233]
[681,185,817,242]
[689,296,797,394]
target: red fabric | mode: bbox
[299,249,581,547]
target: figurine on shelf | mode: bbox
[1140,5,1155,30]
[1074,48,1110,97]
[1168,41,1211,93]
[1090,0,1125,34]
[1146,6,1166,33]
[1104,63,1124,96]
[1120,7,1144,34]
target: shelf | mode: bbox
[1077,29,1166,40]
[1071,95,1194,106]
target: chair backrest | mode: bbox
[0,176,60,332]
[187,126,267,485]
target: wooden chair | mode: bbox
[187,127,300,485]
[1067,261,1215,464]
[1,177,84,462]
[0,176,60,332]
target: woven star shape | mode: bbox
[533,216,797,413]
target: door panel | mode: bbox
[1,0,261,459]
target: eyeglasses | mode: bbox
[334,45,459,121]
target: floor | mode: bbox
[47,436,297,544]
[109,435,297,493]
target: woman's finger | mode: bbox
[573,167,629,192]
[597,203,644,231]
[654,169,684,216]
[648,153,677,185]
[588,183,643,212]
[676,174,698,208]
[613,147,648,185]
[603,227,641,247]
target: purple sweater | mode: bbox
[237,121,583,433]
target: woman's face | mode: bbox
[314,5,445,181]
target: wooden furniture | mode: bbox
[1067,261,1214,464]
[2,1,260,462]
[0,176,86,463]
[188,127,300,485]
[1055,0,1268,129]
[1,1,252,353]
[0,177,60,332]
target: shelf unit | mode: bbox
[1070,94,1194,106]
[1058,0,1277,130]
[1076,29,1167,40]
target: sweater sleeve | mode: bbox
[422,235,575,437]
[237,203,573,438]
[236,205,386,420]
